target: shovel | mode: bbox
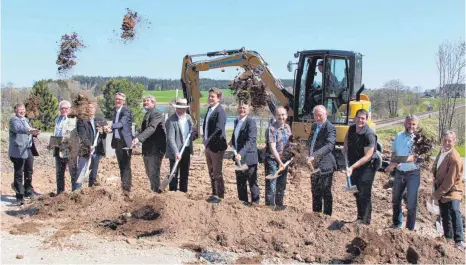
[343,152,357,192]
[232,147,248,172]
[76,132,100,184]
[426,185,443,232]
[265,158,293,180]
[159,133,192,191]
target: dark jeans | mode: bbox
[115,139,132,192]
[439,200,464,242]
[235,164,259,203]
[169,148,191,192]
[351,166,376,224]
[77,154,102,189]
[392,169,420,230]
[10,149,34,199]
[265,159,288,206]
[144,154,163,192]
[55,157,79,194]
[311,171,334,216]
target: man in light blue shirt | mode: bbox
[385,115,420,231]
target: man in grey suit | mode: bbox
[105,92,133,193]
[9,104,41,205]
[132,95,166,192]
[165,98,198,192]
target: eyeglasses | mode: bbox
[60,107,70,110]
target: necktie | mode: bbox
[311,124,321,150]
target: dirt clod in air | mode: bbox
[229,75,270,112]
[115,8,151,43]
[412,129,434,163]
[56,33,86,75]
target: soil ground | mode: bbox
[1,133,465,264]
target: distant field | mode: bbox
[144,89,233,104]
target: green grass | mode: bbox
[144,89,233,104]
[456,145,465,157]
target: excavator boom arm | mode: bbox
[181,48,294,134]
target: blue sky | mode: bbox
[1,0,464,90]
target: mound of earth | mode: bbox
[1,133,464,263]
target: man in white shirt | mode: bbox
[52,100,74,194]
[230,102,259,204]
[165,98,197,192]
[202,88,227,203]
[105,92,133,193]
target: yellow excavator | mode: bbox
[181,47,375,167]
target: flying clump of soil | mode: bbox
[116,8,151,43]
[229,75,270,111]
[56,32,87,75]
[412,129,434,163]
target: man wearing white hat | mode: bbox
[165,98,198,192]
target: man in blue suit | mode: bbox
[230,102,259,204]
[105,92,133,193]
[9,103,41,205]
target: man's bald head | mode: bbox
[275,106,288,125]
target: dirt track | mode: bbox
[1,133,465,264]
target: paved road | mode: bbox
[376,104,466,129]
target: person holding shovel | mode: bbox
[432,130,464,251]
[307,105,337,216]
[165,98,197,193]
[343,109,377,224]
[132,95,166,193]
[265,107,292,209]
[76,101,107,188]
[230,102,259,205]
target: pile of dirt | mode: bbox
[229,75,270,112]
[116,8,151,43]
[56,33,86,75]
[2,134,464,263]
[18,187,464,264]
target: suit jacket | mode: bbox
[202,104,227,152]
[308,120,337,174]
[137,107,166,155]
[165,113,198,160]
[111,106,133,149]
[231,116,258,166]
[77,118,107,156]
[9,116,38,159]
[432,149,464,203]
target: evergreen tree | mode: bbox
[99,78,144,130]
[26,80,59,131]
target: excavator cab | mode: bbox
[288,50,374,143]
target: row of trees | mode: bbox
[71,75,295,92]
[1,78,145,131]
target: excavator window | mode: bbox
[325,57,351,124]
[298,56,323,118]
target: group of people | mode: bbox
[8,87,464,250]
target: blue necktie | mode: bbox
[311,124,321,147]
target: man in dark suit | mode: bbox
[9,103,41,205]
[132,95,166,192]
[202,87,227,203]
[230,102,259,204]
[165,98,198,192]
[105,92,133,192]
[307,105,337,216]
[76,102,107,188]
